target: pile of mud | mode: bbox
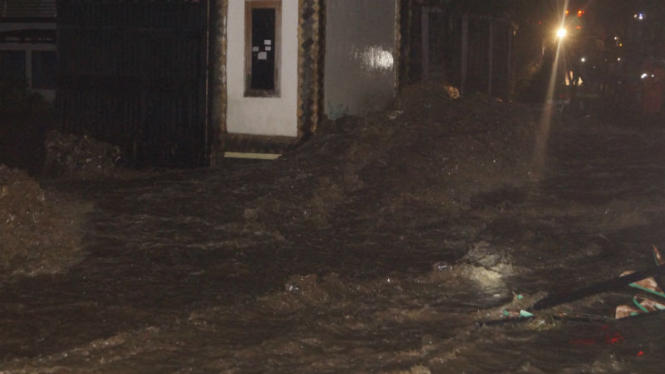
[42,130,124,179]
[249,82,538,227]
[0,165,88,276]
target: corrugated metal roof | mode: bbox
[1,0,56,18]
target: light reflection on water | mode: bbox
[532,32,565,178]
[354,45,395,71]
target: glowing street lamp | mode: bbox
[556,28,567,39]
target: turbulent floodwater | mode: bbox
[2,115,665,373]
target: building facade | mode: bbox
[0,0,57,101]
[57,0,404,166]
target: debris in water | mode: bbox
[386,110,404,120]
[615,304,641,319]
[653,245,664,265]
[615,246,665,319]
[623,272,665,298]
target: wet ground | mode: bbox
[2,99,665,373]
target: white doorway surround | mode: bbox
[226,0,299,138]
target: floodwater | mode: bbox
[2,113,665,373]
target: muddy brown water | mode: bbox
[2,116,665,373]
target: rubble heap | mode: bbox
[43,130,124,179]
[0,165,87,276]
[249,82,538,227]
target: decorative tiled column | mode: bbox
[297,0,324,137]
[208,0,228,165]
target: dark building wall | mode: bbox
[1,0,57,18]
[57,0,210,167]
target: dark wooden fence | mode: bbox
[415,6,515,98]
[57,0,210,167]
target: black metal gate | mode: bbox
[57,0,209,167]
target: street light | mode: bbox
[556,28,567,39]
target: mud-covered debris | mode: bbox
[0,164,87,276]
[419,260,508,295]
[43,130,124,179]
[456,264,506,290]
[387,110,404,120]
[255,82,538,230]
[462,241,509,269]
[283,274,331,304]
[477,291,540,316]
[394,365,431,374]
[654,245,664,265]
[444,85,460,99]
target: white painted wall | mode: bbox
[226,0,298,137]
[324,0,398,119]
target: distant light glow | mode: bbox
[617,57,622,61]
[580,57,586,63]
[634,13,645,21]
[577,10,584,17]
[565,71,583,86]
[641,73,649,79]
[556,28,567,39]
